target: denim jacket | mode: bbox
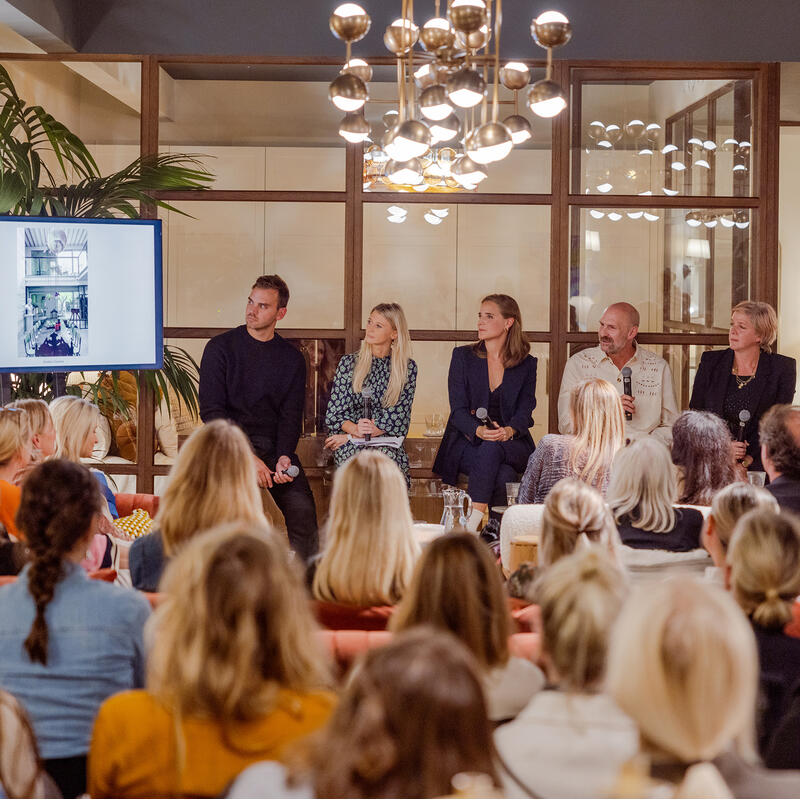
[0,562,150,759]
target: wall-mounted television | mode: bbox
[0,216,162,373]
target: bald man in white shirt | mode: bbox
[558,302,679,445]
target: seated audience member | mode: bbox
[759,404,800,514]
[229,628,501,799]
[506,561,540,603]
[519,378,624,504]
[312,450,418,607]
[89,522,333,798]
[0,460,150,797]
[4,398,56,466]
[539,478,622,569]
[727,509,800,757]
[607,437,704,552]
[0,406,32,540]
[671,410,737,505]
[49,396,118,519]
[0,688,50,798]
[129,419,267,591]
[702,483,778,580]
[495,549,636,798]
[0,521,28,576]
[391,531,544,721]
[606,578,759,797]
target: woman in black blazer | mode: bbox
[433,294,537,529]
[690,301,796,472]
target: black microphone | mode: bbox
[476,407,499,429]
[362,386,375,442]
[737,409,751,443]
[621,366,633,421]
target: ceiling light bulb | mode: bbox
[703,140,716,150]
[385,119,432,161]
[424,212,443,224]
[500,61,531,91]
[733,164,747,172]
[638,147,654,156]
[531,10,572,48]
[338,113,371,143]
[671,161,686,171]
[639,190,653,196]
[329,73,368,112]
[446,67,486,108]
[419,84,453,121]
[686,215,702,227]
[385,157,424,185]
[420,17,456,51]
[413,183,429,192]
[625,119,645,138]
[387,206,407,217]
[646,123,661,132]
[627,211,644,219]
[722,138,738,150]
[330,3,371,42]
[503,114,533,145]
[607,212,622,222]
[384,17,419,54]
[661,144,678,154]
[694,159,710,169]
[589,209,605,219]
[735,220,750,229]
[596,182,613,193]
[739,140,752,150]
[451,154,488,186]
[535,10,568,24]
[387,214,406,223]
[597,140,613,149]
[687,137,703,147]
[527,79,567,118]
[341,58,373,83]
[704,219,718,228]
[429,113,461,143]
[466,121,513,164]
[431,208,449,218]
[643,211,659,221]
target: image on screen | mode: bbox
[18,226,89,360]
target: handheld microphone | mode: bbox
[737,409,751,443]
[476,407,499,429]
[362,386,375,442]
[280,465,300,478]
[621,366,633,421]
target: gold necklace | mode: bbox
[732,360,758,390]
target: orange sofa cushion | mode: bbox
[115,493,159,519]
[313,600,396,631]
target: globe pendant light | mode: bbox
[385,119,432,161]
[466,121,513,164]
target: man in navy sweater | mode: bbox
[199,274,319,560]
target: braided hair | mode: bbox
[16,459,103,665]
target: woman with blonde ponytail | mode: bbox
[539,478,622,568]
[0,459,149,797]
[727,509,800,756]
[325,303,417,484]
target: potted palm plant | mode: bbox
[0,63,213,426]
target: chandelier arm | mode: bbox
[491,0,501,122]
[481,61,488,125]
[407,0,415,119]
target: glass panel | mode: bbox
[575,78,754,196]
[158,63,345,191]
[569,207,752,333]
[0,60,141,184]
[163,202,345,328]
[363,204,550,330]
[364,69,551,194]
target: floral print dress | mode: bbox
[325,353,418,485]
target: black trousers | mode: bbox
[44,755,86,798]
[457,438,532,510]
[263,459,319,562]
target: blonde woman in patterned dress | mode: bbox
[324,303,417,486]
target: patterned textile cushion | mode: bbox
[114,508,153,539]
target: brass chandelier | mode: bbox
[328,0,572,191]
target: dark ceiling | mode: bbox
[6,0,800,62]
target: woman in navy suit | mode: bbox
[690,301,796,472]
[433,294,537,529]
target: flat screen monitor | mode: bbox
[0,216,162,373]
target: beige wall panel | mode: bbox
[455,205,550,330]
[479,148,551,194]
[362,205,457,329]
[779,130,800,399]
[165,201,264,327]
[168,145,265,191]
[91,144,141,177]
[264,203,345,328]
[407,340,457,438]
[266,146,345,191]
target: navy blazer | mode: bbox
[689,348,796,471]
[432,344,537,485]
